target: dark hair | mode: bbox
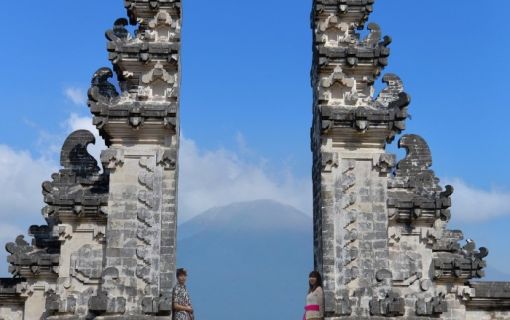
[176,268,187,278]
[308,271,322,293]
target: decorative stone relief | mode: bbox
[369,292,405,317]
[311,1,509,319]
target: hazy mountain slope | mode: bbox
[484,266,510,282]
[176,199,510,320]
[177,200,313,320]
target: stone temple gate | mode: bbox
[310,0,510,319]
[0,0,509,319]
[1,1,181,319]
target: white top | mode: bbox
[305,287,324,319]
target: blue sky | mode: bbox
[0,1,509,277]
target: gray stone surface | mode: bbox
[0,129,110,319]
[311,0,510,319]
[0,1,181,319]
[88,0,181,317]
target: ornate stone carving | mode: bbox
[105,18,130,42]
[312,0,410,145]
[157,148,177,170]
[42,130,108,220]
[89,67,119,101]
[433,238,488,280]
[388,134,453,224]
[374,153,396,174]
[5,233,59,278]
[369,292,405,317]
[1,1,510,319]
[334,292,352,316]
[86,2,181,316]
[1,129,109,318]
[311,1,510,319]
[101,148,125,170]
[70,245,104,282]
[416,294,448,316]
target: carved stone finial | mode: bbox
[365,23,382,47]
[376,74,406,107]
[43,130,108,220]
[60,130,99,177]
[5,235,31,255]
[113,18,129,40]
[89,67,119,101]
[397,134,433,174]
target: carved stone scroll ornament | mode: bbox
[88,67,119,103]
[369,292,405,317]
[5,235,59,277]
[388,134,453,224]
[433,237,489,281]
[42,130,108,220]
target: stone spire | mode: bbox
[0,1,182,319]
[87,0,182,318]
[311,1,510,319]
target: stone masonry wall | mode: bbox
[88,1,182,317]
[311,0,510,319]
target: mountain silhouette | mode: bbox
[484,266,510,282]
[177,199,313,320]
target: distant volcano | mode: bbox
[177,199,313,320]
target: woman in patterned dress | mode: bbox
[173,268,194,320]
[304,271,324,320]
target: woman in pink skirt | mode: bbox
[304,271,324,320]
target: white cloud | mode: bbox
[0,225,24,243]
[0,145,53,276]
[178,136,312,221]
[64,87,87,106]
[444,178,510,222]
[0,145,56,221]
